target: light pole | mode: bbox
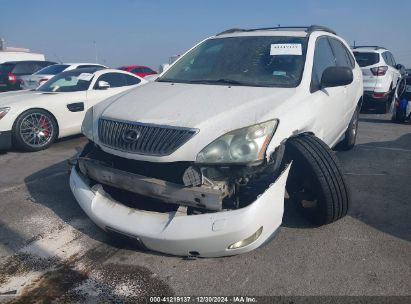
[93,40,98,63]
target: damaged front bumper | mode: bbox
[70,162,290,257]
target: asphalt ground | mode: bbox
[0,112,410,303]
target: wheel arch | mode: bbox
[12,107,60,138]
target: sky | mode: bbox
[1,0,411,69]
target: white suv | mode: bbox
[353,46,402,113]
[71,25,363,257]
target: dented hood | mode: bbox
[100,81,295,130]
[95,81,297,162]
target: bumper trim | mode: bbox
[78,158,223,211]
[70,163,291,257]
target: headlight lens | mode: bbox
[0,107,10,120]
[196,119,278,163]
[81,107,94,140]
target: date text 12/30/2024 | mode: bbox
[149,296,258,303]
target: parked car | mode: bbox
[0,68,146,151]
[391,74,411,122]
[352,46,404,113]
[0,51,45,64]
[71,25,363,257]
[0,60,56,92]
[117,65,157,78]
[20,63,107,90]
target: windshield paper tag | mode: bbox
[270,44,302,56]
[78,73,93,81]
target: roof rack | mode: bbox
[352,45,386,50]
[216,25,336,36]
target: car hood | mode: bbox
[0,90,59,107]
[95,81,298,162]
[100,81,296,131]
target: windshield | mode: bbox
[36,70,94,92]
[353,52,380,67]
[34,64,69,75]
[158,36,308,87]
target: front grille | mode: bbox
[98,118,198,156]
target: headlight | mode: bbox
[81,107,94,140]
[196,119,278,163]
[0,107,10,120]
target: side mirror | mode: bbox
[321,66,353,89]
[97,80,110,90]
[396,64,406,75]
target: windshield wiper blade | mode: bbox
[185,79,245,85]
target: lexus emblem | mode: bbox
[122,129,140,143]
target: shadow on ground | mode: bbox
[21,133,411,257]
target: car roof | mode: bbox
[352,46,387,53]
[65,67,105,74]
[214,25,336,38]
[118,65,150,69]
[1,60,54,65]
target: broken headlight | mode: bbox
[81,107,94,141]
[196,120,278,164]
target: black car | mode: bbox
[0,60,56,92]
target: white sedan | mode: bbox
[20,63,107,90]
[0,68,146,151]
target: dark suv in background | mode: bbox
[0,60,56,92]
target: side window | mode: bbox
[143,67,155,74]
[389,53,396,67]
[383,52,394,66]
[311,37,336,92]
[329,38,351,68]
[131,67,145,74]
[94,73,127,88]
[12,62,34,75]
[125,74,141,85]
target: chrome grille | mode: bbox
[98,118,198,156]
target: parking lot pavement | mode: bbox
[0,113,410,302]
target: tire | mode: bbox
[284,134,350,225]
[12,109,58,152]
[391,108,406,123]
[376,100,390,114]
[338,106,359,151]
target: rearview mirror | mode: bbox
[321,66,353,89]
[97,80,110,90]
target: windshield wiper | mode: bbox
[185,79,244,85]
[157,78,276,87]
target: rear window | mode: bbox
[34,64,69,75]
[353,52,380,67]
[0,63,15,74]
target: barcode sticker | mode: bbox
[270,44,302,56]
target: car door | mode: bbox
[329,38,359,116]
[86,72,141,109]
[309,37,348,146]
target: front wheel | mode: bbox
[12,109,58,152]
[284,134,350,225]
